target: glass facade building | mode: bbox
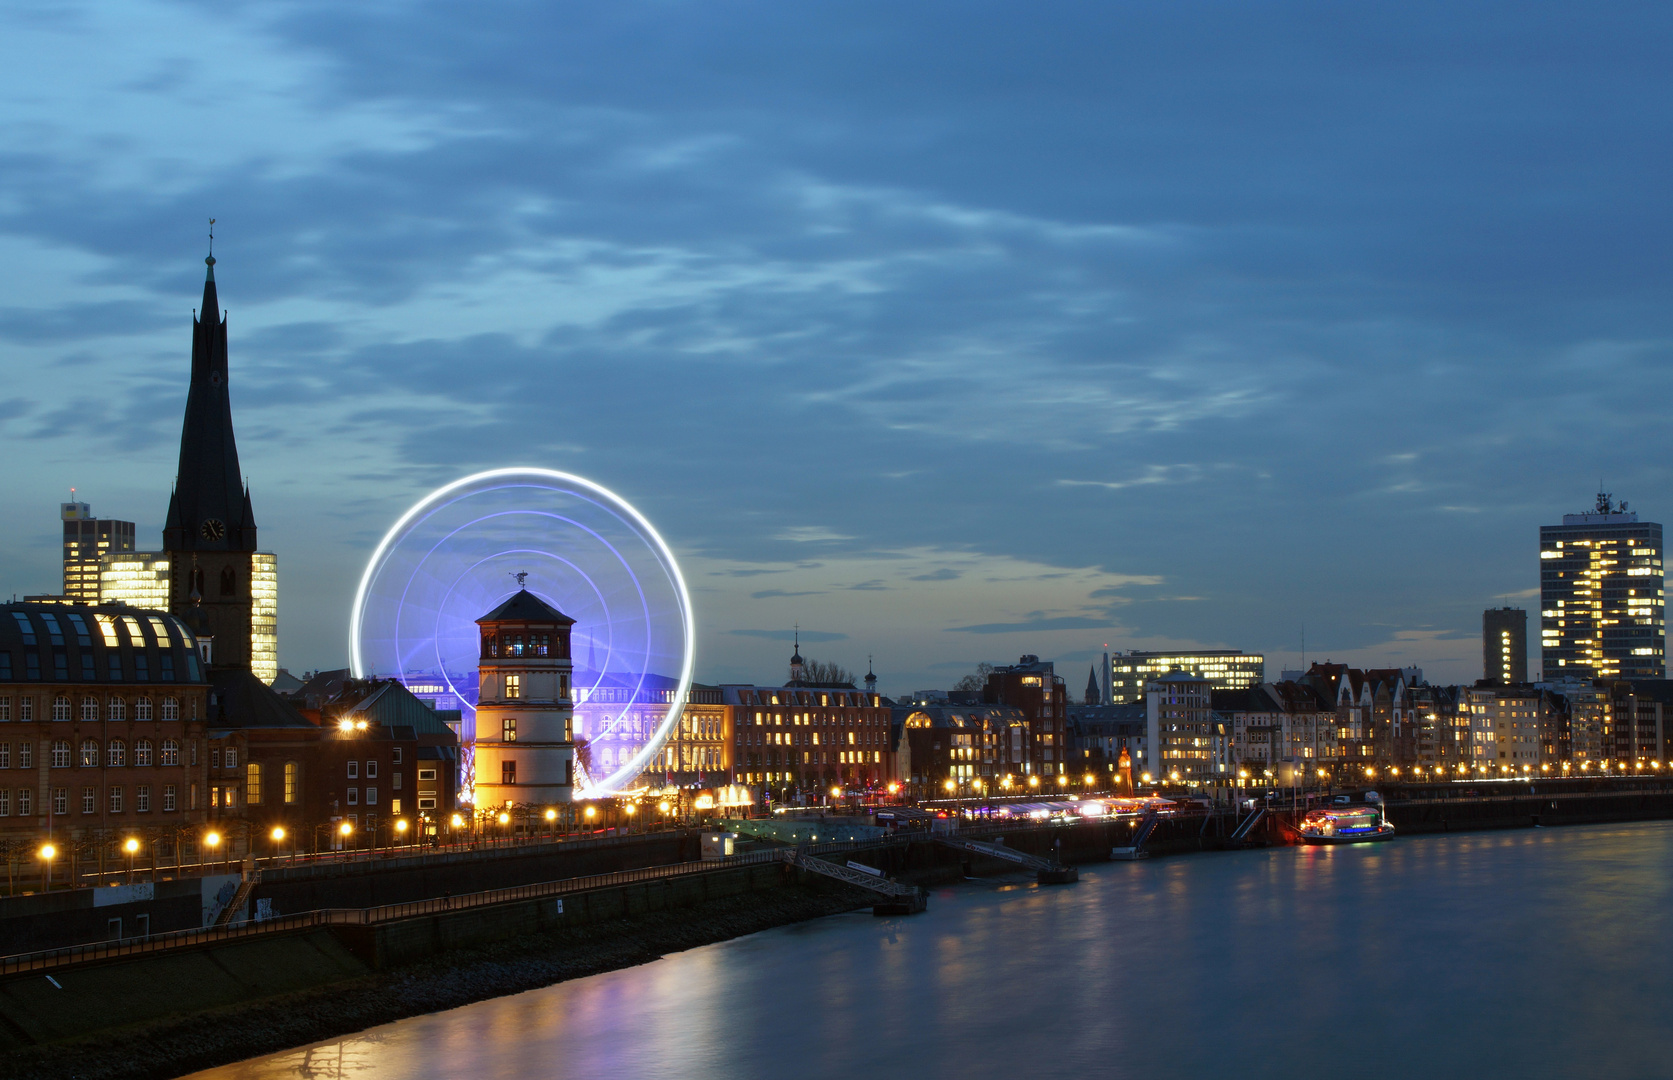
[61,502,135,602]
[99,552,171,612]
[1539,496,1664,682]
[1110,650,1265,705]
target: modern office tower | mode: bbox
[1109,650,1265,704]
[61,501,135,601]
[1540,492,1665,682]
[99,552,171,611]
[471,585,576,807]
[159,253,280,682]
[1483,607,1528,683]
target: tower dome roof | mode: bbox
[476,587,575,626]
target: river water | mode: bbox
[187,821,1673,1080]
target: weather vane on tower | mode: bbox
[512,570,529,589]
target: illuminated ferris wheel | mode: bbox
[350,468,694,798]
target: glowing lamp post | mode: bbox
[338,820,354,853]
[204,830,223,872]
[123,836,141,884]
[395,819,409,848]
[270,826,287,864]
[39,843,56,891]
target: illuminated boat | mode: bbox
[1297,806,1395,845]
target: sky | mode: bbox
[1,1,1670,693]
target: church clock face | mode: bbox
[200,518,226,541]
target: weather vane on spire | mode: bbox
[207,218,217,267]
[511,570,529,589]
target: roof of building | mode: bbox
[477,588,575,626]
[0,601,208,684]
[327,679,461,740]
[209,667,315,729]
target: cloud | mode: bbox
[946,615,1121,635]
[910,568,960,581]
[0,2,1669,692]
[749,588,825,599]
[729,629,848,643]
[773,526,855,543]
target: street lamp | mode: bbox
[269,826,286,864]
[395,819,409,847]
[38,843,56,891]
[204,830,222,872]
[338,820,354,853]
[123,836,140,884]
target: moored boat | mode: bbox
[1298,805,1396,845]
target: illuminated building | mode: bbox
[1540,492,1664,682]
[1482,607,1527,684]
[159,254,281,683]
[1109,650,1265,704]
[894,702,1026,795]
[99,552,171,612]
[60,501,134,602]
[0,601,211,842]
[984,655,1067,775]
[1144,671,1213,782]
[727,681,891,791]
[471,585,576,807]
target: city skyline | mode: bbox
[4,5,1672,692]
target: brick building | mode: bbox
[0,602,213,848]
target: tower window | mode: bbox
[502,759,516,784]
[504,674,521,699]
[503,717,518,742]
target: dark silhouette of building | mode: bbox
[161,252,278,681]
[1483,607,1528,683]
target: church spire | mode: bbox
[163,243,256,553]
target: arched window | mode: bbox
[108,739,126,767]
[246,762,262,805]
[160,739,179,766]
[219,566,236,596]
[135,739,153,767]
[135,697,153,721]
[161,697,179,720]
[80,739,100,767]
[53,696,71,721]
[108,697,126,721]
[81,696,98,721]
[51,740,71,768]
[284,761,298,804]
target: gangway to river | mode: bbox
[783,849,927,915]
[935,837,1078,884]
[1225,807,1267,848]
[1112,808,1159,861]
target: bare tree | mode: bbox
[953,662,995,693]
[791,658,857,686]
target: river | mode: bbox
[185,821,1673,1080]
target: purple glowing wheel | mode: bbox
[350,468,695,798]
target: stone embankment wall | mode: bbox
[0,830,696,955]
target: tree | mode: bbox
[953,662,995,693]
[791,658,857,686]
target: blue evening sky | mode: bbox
[1,2,1668,691]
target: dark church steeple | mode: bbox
[163,249,256,553]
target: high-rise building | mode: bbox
[1540,493,1664,682]
[60,501,134,601]
[159,253,280,684]
[1109,650,1265,704]
[99,552,171,611]
[1483,607,1528,683]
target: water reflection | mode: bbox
[186,821,1673,1080]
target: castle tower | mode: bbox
[161,251,279,681]
[473,583,576,807]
